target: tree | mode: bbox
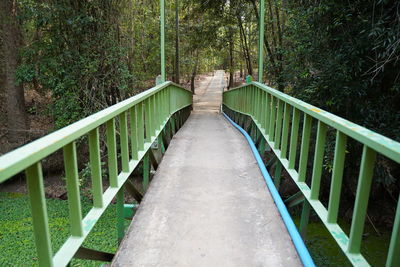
[0,0,27,146]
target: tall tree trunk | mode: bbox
[190,52,199,94]
[174,0,180,84]
[237,14,253,76]
[0,0,27,145]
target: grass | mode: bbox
[0,192,119,266]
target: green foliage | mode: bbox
[16,0,133,128]
[0,192,118,266]
[281,0,400,141]
[274,0,400,203]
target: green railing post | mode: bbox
[117,188,125,243]
[310,121,327,200]
[348,146,376,254]
[63,142,84,237]
[387,196,400,267]
[160,0,166,82]
[258,0,265,83]
[143,152,150,191]
[107,118,118,187]
[89,128,104,208]
[26,162,53,267]
[246,75,252,84]
[299,200,311,239]
[327,131,347,223]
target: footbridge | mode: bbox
[1,0,400,266]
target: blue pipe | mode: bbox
[222,110,315,267]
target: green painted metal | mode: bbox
[298,114,312,182]
[63,142,84,237]
[160,0,166,82]
[348,146,376,254]
[310,121,327,200]
[274,100,284,149]
[0,82,192,266]
[327,130,347,223]
[387,196,400,267]
[284,191,305,208]
[25,163,53,267]
[130,106,139,160]
[274,161,282,190]
[107,118,118,187]
[143,152,150,191]
[117,188,125,243]
[89,128,104,208]
[120,112,130,172]
[222,81,400,266]
[245,75,252,84]
[288,108,300,169]
[299,200,311,239]
[123,204,139,219]
[268,96,276,141]
[258,0,265,83]
[280,103,291,159]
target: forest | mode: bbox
[1,0,400,266]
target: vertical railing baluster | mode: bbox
[327,131,347,223]
[280,103,291,159]
[268,96,276,141]
[143,152,150,190]
[387,197,400,267]
[119,112,129,172]
[106,118,118,187]
[137,102,144,151]
[298,114,312,182]
[156,93,161,128]
[265,93,270,134]
[130,106,138,160]
[245,87,248,113]
[274,99,284,149]
[26,162,53,267]
[299,200,311,239]
[116,188,125,243]
[348,146,376,254]
[145,99,152,143]
[258,89,262,122]
[288,108,300,169]
[167,86,171,115]
[89,128,103,208]
[63,142,83,236]
[261,91,266,131]
[310,121,327,199]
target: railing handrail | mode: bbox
[0,81,191,182]
[229,81,400,164]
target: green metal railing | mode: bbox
[0,81,192,266]
[223,80,400,267]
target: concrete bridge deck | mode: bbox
[112,71,300,266]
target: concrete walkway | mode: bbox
[112,71,300,267]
